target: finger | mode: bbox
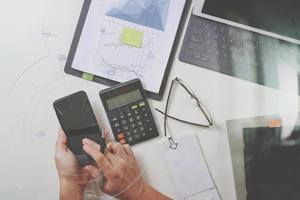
[107,142,127,158]
[101,129,109,148]
[83,144,113,176]
[84,165,100,179]
[56,129,67,151]
[122,144,134,157]
[102,181,114,195]
[105,151,128,178]
[58,129,67,144]
[103,129,109,139]
[82,138,101,151]
[105,151,122,164]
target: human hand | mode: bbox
[55,129,91,200]
[83,140,146,200]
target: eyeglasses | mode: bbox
[155,77,213,137]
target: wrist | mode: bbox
[125,181,148,200]
[138,183,171,200]
[59,179,84,200]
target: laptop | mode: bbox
[180,0,300,92]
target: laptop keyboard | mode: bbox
[179,15,300,91]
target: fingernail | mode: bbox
[83,144,89,150]
[93,170,99,178]
[82,138,89,144]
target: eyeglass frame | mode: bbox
[155,77,213,137]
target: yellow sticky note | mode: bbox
[120,28,144,48]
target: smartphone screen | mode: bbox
[53,91,104,157]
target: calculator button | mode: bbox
[121,119,127,125]
[133,129,138,134]
[125,131,132,137]
[143,113,149,118]
[124,125,130,131]
[139,127,145,132]
[114,122,120,128]
[145,119,151,123]
[131,105,138,110]
[136,115,141,120]
[119,138,126,144]
[137,121,143,126]
[141,132,147,137]
[127,112,132,117]
[134,110,139,114]
[112,117,118,122]
[139,101,145,107]
[148,127,153,132]
[120,114,125,119]
[130,123,137,129]
[128,117,134,123]
[116,128,122,133]
[127,136,133,143]
[134,134,141,140]
[117,133,125,140]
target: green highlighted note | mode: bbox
[82,72,94,81]
[120,27,144,48]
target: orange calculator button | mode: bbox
[119,138,126,144]
[117,133,125,140]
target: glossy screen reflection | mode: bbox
[243,126,300,200]
[54,93,99,136]
[202,0,300,41]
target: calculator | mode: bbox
[99,79,159,145]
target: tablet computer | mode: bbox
[65,0,192,101]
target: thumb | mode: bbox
[84,165,100,179]
[56,129,68,152]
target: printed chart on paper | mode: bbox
[72,0,186,93]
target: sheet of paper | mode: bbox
[161,134,221,200]
[186,188,220,200]
[72,0,186,93]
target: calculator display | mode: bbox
[106,89,142,110]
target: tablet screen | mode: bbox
[202,0,300,41]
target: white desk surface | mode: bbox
[1,0,299,199]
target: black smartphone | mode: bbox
[53,91,105,166]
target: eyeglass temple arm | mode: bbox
[196,101,214,126]
[164,79,175,137]
[156,108,211,128]
[176,79,214,126]
[177,81,195,98]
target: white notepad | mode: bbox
[161,134,221,200]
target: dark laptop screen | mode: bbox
[243,127,300,200]
[202,0,300,41]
